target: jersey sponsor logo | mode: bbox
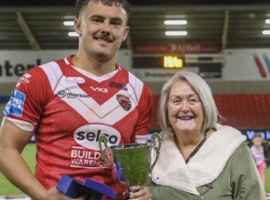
[66,77,85,84]
[19,76,30,84]
[70,146,107,168]
[73,124,121,150]
[116,94,131,111]
[71,124,121,168]
[3,90,26,117]
[56,90,90,99]
[109,81,128,91]
[18,73,31,84]
[23,73,31,78]
[90,86,108,93]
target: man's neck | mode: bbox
[72,53,117,76]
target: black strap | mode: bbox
[185,130,209,164]
[185,137,206,164]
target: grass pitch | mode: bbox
[0,143,36,195]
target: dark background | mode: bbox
[0,0,270,6]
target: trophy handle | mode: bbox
[150,133,161,170]
[98,136,109,164]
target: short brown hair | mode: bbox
[75,0,131,20]
[253,132,263,139]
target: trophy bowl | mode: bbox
[98,133,161,191]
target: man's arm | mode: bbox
[0,118,87,200]
[0,117,48,199]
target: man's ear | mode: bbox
[122,26,130,42]
[74,18,82,36]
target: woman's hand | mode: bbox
[128,186,152,200]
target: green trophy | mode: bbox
[98,133,161,194]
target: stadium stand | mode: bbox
[149,94,270,131]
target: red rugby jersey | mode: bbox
[3,56,153,200]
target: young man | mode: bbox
[0,0,153,200]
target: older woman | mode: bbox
[150,71,265,199]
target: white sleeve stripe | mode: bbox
[135,135,148,144]
[4,116,35,132]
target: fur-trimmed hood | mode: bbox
[151,124,246,195]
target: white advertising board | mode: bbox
[223,49,270,80]
[1,49,270,83]
[0,50,131,83]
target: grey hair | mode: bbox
[158,70,221,136]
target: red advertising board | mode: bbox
[133,42,221,54]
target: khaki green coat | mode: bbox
[150,125,265,200]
